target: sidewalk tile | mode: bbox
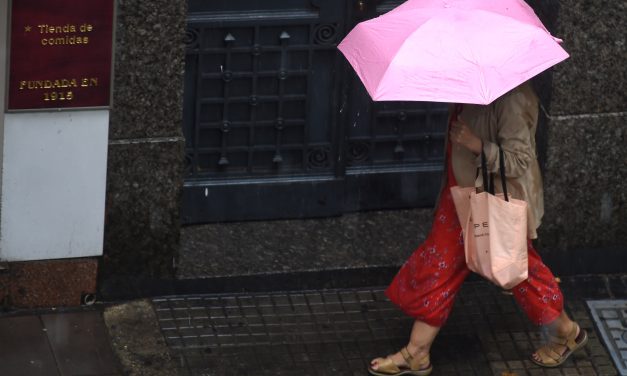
[41,311,119,375]
[0,316,60,376]
[151,280,622,375]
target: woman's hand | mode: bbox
[450,118,483,155]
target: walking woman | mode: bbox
[368,82,588,376]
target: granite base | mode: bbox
[0,258,97,309]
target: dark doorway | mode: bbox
[182,0,448,223]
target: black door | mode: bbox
[182,0,448,223]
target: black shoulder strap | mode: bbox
[481,144,509,201]
[480,148,492,194]
[498,146,509,202]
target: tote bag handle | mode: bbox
[479,145,509,202]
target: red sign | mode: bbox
[7,0,115,110]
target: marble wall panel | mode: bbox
[550,0,626,115]
[103,140,184,278]
[109,0,187,139]
[538,114,627,250]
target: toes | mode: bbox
[531,352,541,362]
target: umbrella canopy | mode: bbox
[338,0,569,105]
[389,0,553,35]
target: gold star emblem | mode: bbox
[24,25,31,32]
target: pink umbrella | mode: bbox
[338,0,569,105]
[389,0,553,36]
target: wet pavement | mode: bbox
[152,274,626,376]
[0,310,121,376]
[0,274,625,376]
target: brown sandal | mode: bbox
[368,347,433,376]
[531,322,588,368]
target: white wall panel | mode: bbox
[0,111,109,261]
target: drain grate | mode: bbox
[587,300,627,376]
[152,288,408,350]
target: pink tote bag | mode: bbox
[451,147,529,289]
[465,190,528,289]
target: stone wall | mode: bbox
[537,0,627,255]
[103,0,187,278]
[102,0,625,284]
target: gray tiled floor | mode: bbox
[0,311,121,376]
[153,278,622,375]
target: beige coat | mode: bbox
[447,82,544,239]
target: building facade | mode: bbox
[1,0,625,307]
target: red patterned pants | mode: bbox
[386,162,563,327]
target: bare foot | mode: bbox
[370,346,431,372]
[370,351,408,371]
[531,327,577,363]
[531,322,586,366]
